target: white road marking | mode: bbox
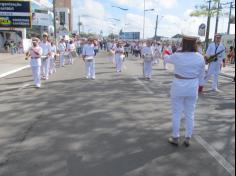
[18,83,30,90]
[0,65,30,79]
[133,76,154,95]
[195,135,235,176]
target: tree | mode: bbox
[190,0,222,17]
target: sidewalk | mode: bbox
[0,53,30,78]
[221,64,235,78]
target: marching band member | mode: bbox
[114,41,125,73]
[153,42,162,65]
[26,38,43,88]
[142,40,154,80]
[58,38,66,67]
[162,44,172,70]
[39,33,51,80]
[202,34,226,92]
[68,40,76,65]
[82,38,96,80]
[164,36,205,147]
[49,41,57,75]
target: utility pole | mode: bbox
[143,0,146,39]
[78,16,81,35]
[154,14,158,41]
[227,2,233,34]
[215,0,221,35]
[205,0,212,50]
[53,0,57,40]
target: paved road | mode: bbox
[0,52,235,176]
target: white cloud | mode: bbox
[115,0,177,10]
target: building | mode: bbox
[0,0,53,52]
[55,0,73,34]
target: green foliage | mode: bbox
[190,0,225,17]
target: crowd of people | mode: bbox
[25,32,233,147]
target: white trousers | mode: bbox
[68,53,74,65]
[31,66,41,87]
[144,60,153,78]
[85,60,95,79]
[115,56,123,72]
[49,57,56,74]
[204,62,221,90]
[60,54,65,67]
[42,58,50,79]
[171,96,198,138]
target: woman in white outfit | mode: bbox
[49,41,57,75]
[142,41,154,80]
[82,38,96,79]
[114,42,125,73]
[26,38,43,89]
[164,36,205,147]
[68,40,76,65]
[58,38,66,67]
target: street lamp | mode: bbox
[111,5,129,11]
[143,2,155,40]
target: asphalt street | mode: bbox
[0,52,235,176]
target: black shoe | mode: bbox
[184,138,191,147]
[168,137,180,146]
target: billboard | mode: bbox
[0,1,31,28]
[32,12,53,26]
[120,32,140,40]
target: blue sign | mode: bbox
[0,1,31,28]
[120,32,140,40]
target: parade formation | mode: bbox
[23,31,230,148]
[0,0,235,175]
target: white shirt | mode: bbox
[206,42,225,64]
[58,42,66,54]
[30,46,43,67]
[165,52,205,97]
[82,44,95,56]
[142,46,154,61]
[39,41,51,57]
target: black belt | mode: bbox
[175,74,197,80]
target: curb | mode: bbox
[220,73,235,79]
[0,65,30,79]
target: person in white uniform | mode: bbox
[153,42,162,65]
[49,41,57,75]
[39,33,51,80]
[68,40,76,65]
[26,38,43,88]
[142,41,154,79]
[58,38,66,67]
[82,38,96,79]
[203,34,226,92]
[164,36,205,147]
[114,42,125,72]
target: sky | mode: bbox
[72,0,235,39]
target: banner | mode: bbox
[198,23,206,37]
[32,12,53,26]
[0,1,31,28]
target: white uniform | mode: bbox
[82,44,96,79]
[68,43,76,65]
[29,46,43,88]
[153,45,162,64]
[39,42,51,80]
[165,52,205,138]
[142,46,154,79]
[49,45,57,75]
[58,42,66,67]
[114,46,125,72]
[204,42,225,91]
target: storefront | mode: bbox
[0,0,53,52]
